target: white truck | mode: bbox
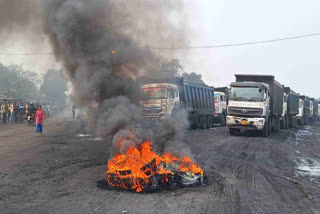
[213,87,228,126]
[297,96,310,126]
[227,75,284,137]
[280,87,299,129]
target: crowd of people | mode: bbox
[1,101,46,124]
[0,100,64,125]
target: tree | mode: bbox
[0,63,39,100]
[153,59,205,84]
[161,59,184,75]
[40,69,68,105]
[180,72,205,84]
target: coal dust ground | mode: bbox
[1,116,320,214]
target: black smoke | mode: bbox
[42,0,190,157]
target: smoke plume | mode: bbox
[42,0,190,156]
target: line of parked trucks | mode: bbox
[138,74,319,137]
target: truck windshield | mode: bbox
[230,87,264,101]
[140,87,168,100]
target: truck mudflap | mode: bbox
[226,116,265,130]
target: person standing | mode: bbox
[9,103,14,123]
[1,101,8,124]
[35,105,45,136]
[28,102,36,125]
[7,103,11,123]
[72,104,76,118]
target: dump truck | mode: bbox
[213,87,228,126]
[309,98,315,123]
[139,77,215,129]
[297,95,310,126]
[309,98,319,122]
[280,87,299,129]
[227,74,284,137]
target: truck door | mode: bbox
[221,95,226,112]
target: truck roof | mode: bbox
[230,81,269,88]
[235,74,282,88]
[141,83,177,88]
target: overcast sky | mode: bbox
[0,0,319,97]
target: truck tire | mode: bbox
[207,116,213,129]
[268,117,272,135]
[201,116,207,129]
[229,128,236,135]
[277,118,281,132]
[190,113,196,129]
[262,118,269,137]
[220,114,226,127]
[195,115,202,129]
[304,116,309,125]
[280,118,284,129]
[285,115,289,129]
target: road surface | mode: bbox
[1,117,320,214]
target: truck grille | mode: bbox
[143,107,163,114]
[228,107,263,117]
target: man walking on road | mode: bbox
[1,100,8,124]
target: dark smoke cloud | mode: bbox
[0,0,42,32]
[42,0,189,156]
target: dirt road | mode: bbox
[1,117,320,214]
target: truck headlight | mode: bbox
[227,117,231,122]
[258,120,264,125]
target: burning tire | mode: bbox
[105,141,204,193]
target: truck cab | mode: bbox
[139,83,179,119]
[227,82,270,132]
[214,91,227,126]
[309,100,314,122]
[297,99,304,119]
[280,93,288,129]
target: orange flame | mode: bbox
[105,141,203,192]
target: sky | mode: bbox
[0,0,319,97]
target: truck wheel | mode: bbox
[262,118,269,137]
[207,116,213,129]
[304,117,308,125]
[277,118,281,131]
[195,115,202,129]
[229,128,236,135]
[221,115,226,127]
[280,118,284,129]
[268,117,272,135]
[285,116,289,129]
[301,118,304,126]
[201,116,208,129]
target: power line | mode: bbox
[152,32,320,50]
[0,32,320,55]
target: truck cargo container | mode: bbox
[281,87,299,129]
[139,77,215,129]
[227,74,284,137]
[213,87,228,126]
[297,95,310,126]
